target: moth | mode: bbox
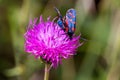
[54,7,76,39]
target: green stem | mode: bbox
[44,64,50,80]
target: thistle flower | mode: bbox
[24,16,81,68]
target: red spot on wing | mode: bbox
[74,22,76,24]
[66,20,68,25]
[64,20,69,32]
[72,27,75,32]
[65,27,69,32]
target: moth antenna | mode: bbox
[54,7,62,17]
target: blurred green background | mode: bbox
[0,0,120,80]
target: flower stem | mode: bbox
[44,64,50,80]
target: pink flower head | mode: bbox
[24,16,81,68]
